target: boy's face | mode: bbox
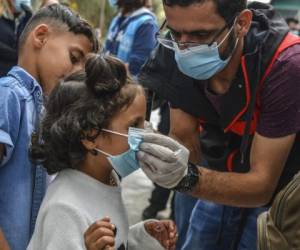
[36,30,93,95]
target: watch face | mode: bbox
[174,163,199,193]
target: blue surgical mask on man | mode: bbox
[94,127,146,178]
[14,0,31,13]
[174,21,238,80]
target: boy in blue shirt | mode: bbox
[0,4,98,250]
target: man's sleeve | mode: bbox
[128,22,158,76]
[0,86,21,166]
[257,47,300,138]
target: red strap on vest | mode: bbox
[228,33,300,136]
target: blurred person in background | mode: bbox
[104,0,158,77]
[0,0,32,77]
[144,0,153,10]
[286,17,299,36]
[40,0,59,7]
[40,0,69,8]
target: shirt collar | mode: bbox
[8,66,42,96]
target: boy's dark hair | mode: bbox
[30,54,143,174]
[163,0,247,24]
[19,4,99,52]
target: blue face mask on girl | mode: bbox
[94,127,145,178]
[14,0,31,13]
[174,21,238,80]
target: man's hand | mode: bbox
[144,220,177,250]
[137,133,189,189]
[84,217,116,250]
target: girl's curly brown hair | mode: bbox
[29,54,143,174]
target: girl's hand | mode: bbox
[84,217,116,250]
[144,220,177,250]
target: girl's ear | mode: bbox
[81,138,96,151]
[81,129,100,151]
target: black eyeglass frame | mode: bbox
[157,14,238,48]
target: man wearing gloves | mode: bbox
[138,0,300,249]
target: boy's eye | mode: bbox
[70,53,80,64]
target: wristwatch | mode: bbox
[174,162,200,193]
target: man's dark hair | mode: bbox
[286,17,299,25]
[163,0,247,24]
[19,4,99,52]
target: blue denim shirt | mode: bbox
[0,66,47,250]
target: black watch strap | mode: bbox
[174,162,199,193]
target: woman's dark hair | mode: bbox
[30,54,143,174]
[118,0,146,13]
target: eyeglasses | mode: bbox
[157,16,237,51]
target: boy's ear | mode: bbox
[32,24,50,49]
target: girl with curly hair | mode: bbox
[27,54,177,250]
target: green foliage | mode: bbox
[69,0,102,27]
[34,0,164,36]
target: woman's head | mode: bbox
[116,0,146,14]
[31,54,145,175]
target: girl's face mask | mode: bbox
[94,127,146,178]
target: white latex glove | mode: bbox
[137,133,189,189]
[144,121,155,132]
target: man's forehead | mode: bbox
[164,1,225,32]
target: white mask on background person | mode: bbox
[108,0,118,8]
[291,30,300,36]
[14,0,32,13]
